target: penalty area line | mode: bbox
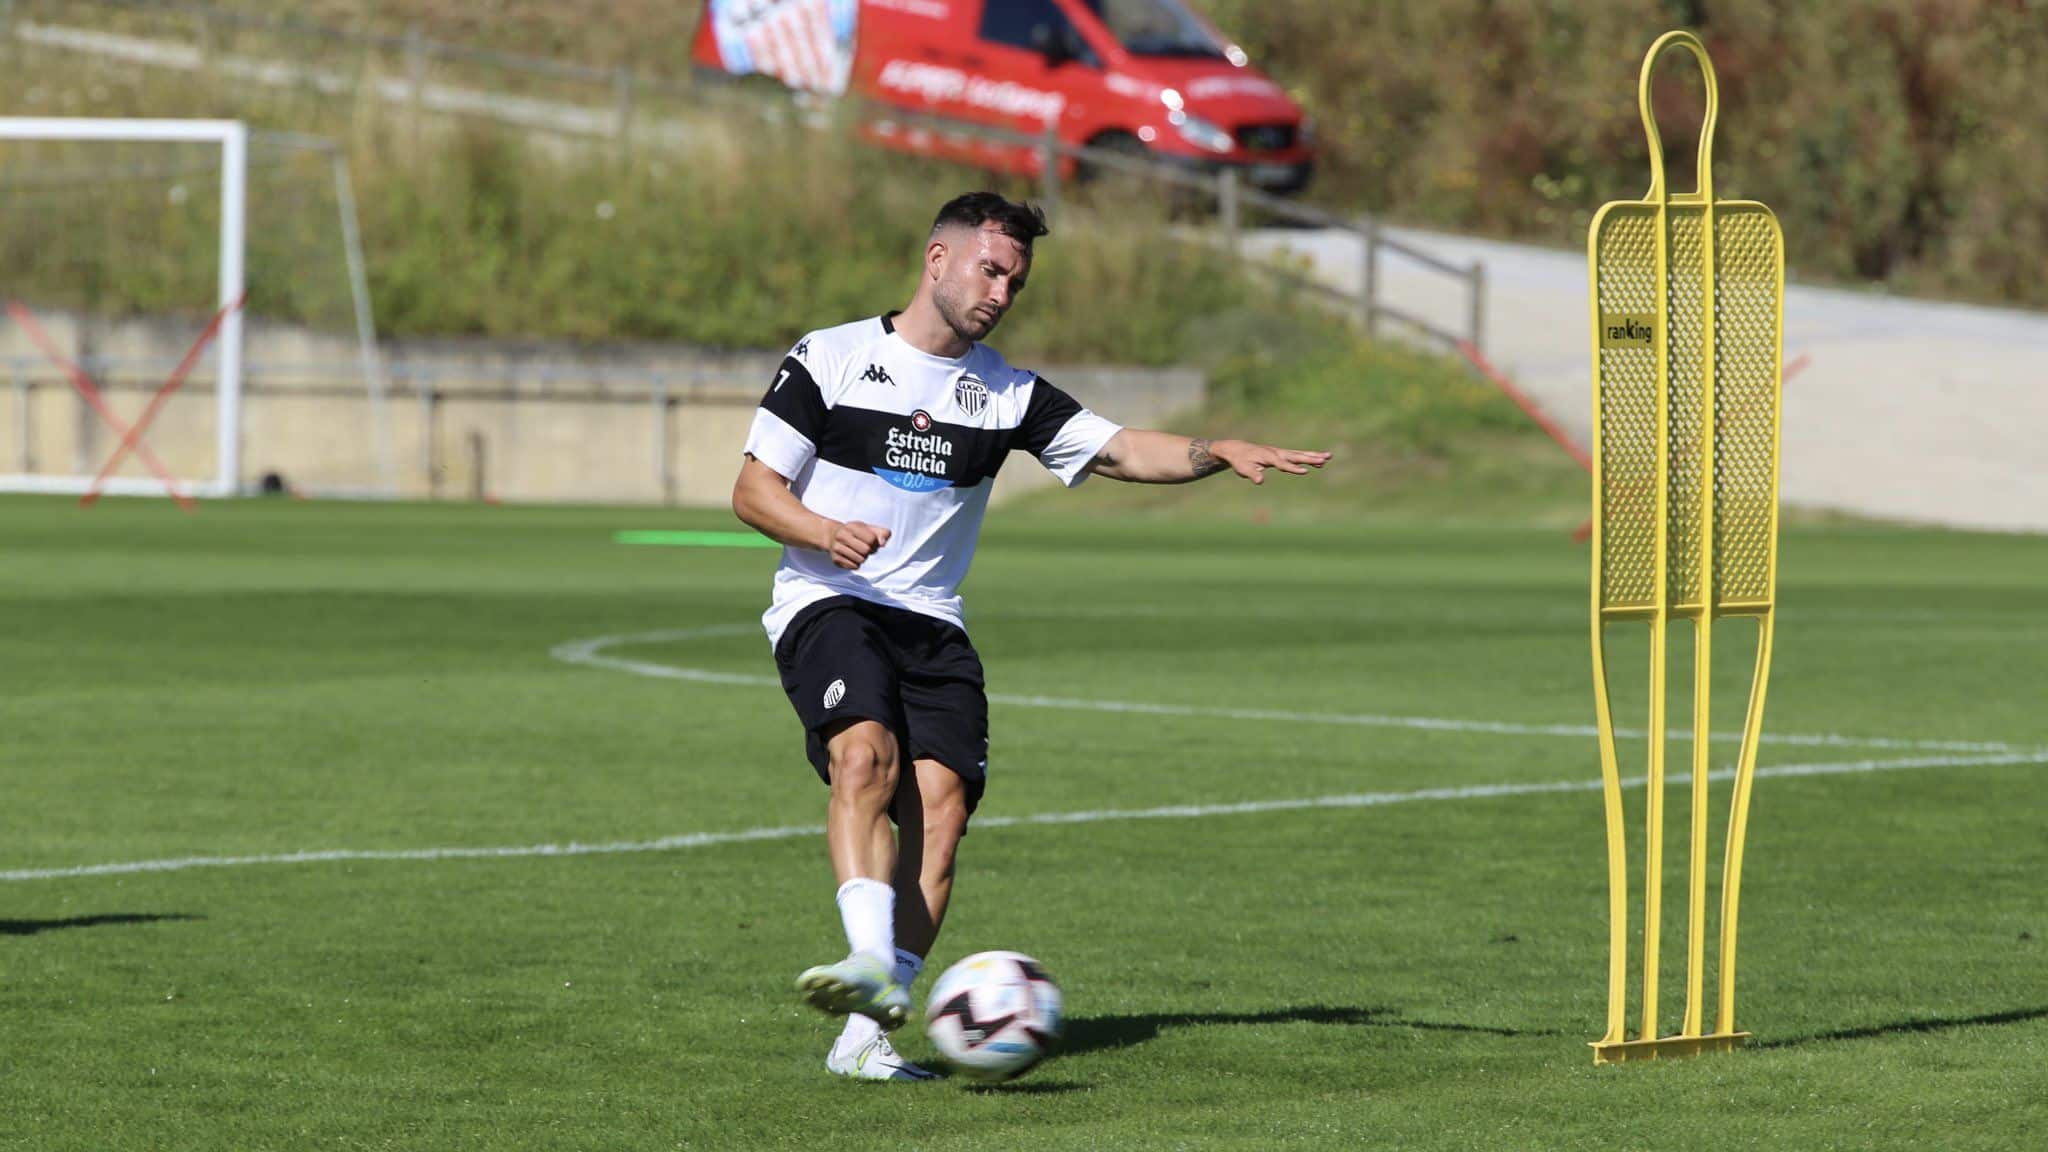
[4,750,2042,884]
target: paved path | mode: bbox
[1243,226,2048,533]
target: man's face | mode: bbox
[931,223,1032,344]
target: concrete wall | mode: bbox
[0,312,1206,505]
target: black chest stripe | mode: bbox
[816,405,1016,490]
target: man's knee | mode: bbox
[826,724,899,800]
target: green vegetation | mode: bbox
[2,54,1565,519]
[3,18,1560,501]
[0,41,1249,363]
[46,0,706,76]
[1200,0,2048,308]
[347,122,1253,361]
[2,496,2045,1149]
[114,0,2048,310]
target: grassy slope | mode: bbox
[1,496,2043,1150]
[40,0,708,76]
[0,35,1254,361]
[128,0,2048,310]
[2,20,1580,516]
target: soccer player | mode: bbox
[732,191,1330,1080]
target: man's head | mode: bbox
[921,192,1050,344]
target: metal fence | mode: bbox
[1022,119,1484,352]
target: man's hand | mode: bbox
[822,519,892,570]
[1200,438,1332,485]
[732,456,893,565]
[1088,429,1331,484]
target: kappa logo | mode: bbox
[793,338,810,359]
[953,373,989,419]
[862,364,894,386]
[823,679,846,709]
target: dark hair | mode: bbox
[931,192,1050,249]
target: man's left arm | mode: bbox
[1088,428,1331,485]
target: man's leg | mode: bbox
[892,758,971,962]
[824,719,899,888]
[797,719,914,1031]
[885,615,987,995]
[810,723,942,1080]
[827,757,966,1081]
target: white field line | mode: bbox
[9,628,2036,884]
[6,750,2043,884]
[547,627,2027,755]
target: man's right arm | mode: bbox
[736,342,892,570]
[732,455,892,570]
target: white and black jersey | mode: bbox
[744,312,1121,647]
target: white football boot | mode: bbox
[826,1032,939,1081]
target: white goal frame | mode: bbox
[0,117,247,498]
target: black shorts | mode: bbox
[772,596,989,814]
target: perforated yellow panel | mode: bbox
[1594,206,1660,611]
[1711,206,1782,606]
[1664,210,1709,613]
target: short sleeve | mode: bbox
[1012,375,1122,488]
[743,354,826,479]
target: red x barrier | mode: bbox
[7,296,245,511]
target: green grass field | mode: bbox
[3,494,2044,1150]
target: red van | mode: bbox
[691,0,1314,193]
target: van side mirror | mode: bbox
[1030,22,1076,67]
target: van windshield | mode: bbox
[1081,0,1228,60]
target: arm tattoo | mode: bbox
[1188,438,1226,478]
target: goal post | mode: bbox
[0,117,247,498]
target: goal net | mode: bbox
[0,118,393,500]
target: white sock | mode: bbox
[837,1013,880,1049]
[834,878,895,969]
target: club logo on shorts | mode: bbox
[823,679,846,709]
[953,373,989,419]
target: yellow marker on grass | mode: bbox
[1588,30,1785,1065]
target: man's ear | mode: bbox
[925,238,948,281]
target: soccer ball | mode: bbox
[924,950,1064,1082]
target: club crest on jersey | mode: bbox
[953,373,989,419]
[876,410,955,492]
